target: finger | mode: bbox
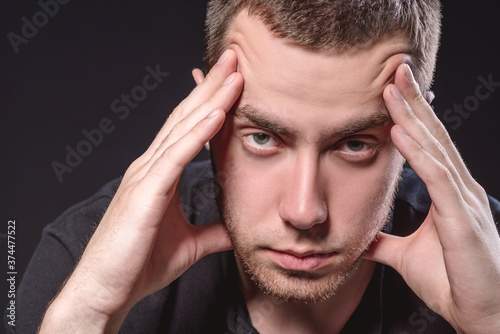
[145,71,242,172]
[385,84,469,189]
[383,82,476,208]
[425,90,435,104]
[390,124,472,236]
[161,72,242,147]
[157,50,237,139]
[365,224,452,310]
[363,232,404,270]
[191,71,211,152]
[393,65,479,193]
[384,83,447,168]
[146,49,238,157]
[193,221,233,260]
[192,68,205,85]
[132,51,240,180]
[393,65,441,131]
[138,109,226,197]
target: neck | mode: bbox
[238,259,376,334]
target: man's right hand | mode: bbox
[39,49,243,333]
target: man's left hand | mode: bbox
[363,63,500,333]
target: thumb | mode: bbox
[363,232,404,271]
[193,221,233,260]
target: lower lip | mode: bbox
[266,249,335,272]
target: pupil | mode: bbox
[348,141,364,152]
[254,133,270,145]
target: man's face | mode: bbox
[211,11,409,302]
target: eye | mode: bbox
[345,140,365,152]
[251,133,272,146]
[243,132,280,156]
[245,133,278,148]
[335,140,375,162]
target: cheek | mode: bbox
[326,145,403,229]
[224,155,284,217]
[212,125,283,221]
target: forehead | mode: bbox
[226,11,412,128]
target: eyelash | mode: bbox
[243,132,281,156]
[334,140,376,162]
[242,131,376,162]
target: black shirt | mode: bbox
[7,160,500,333]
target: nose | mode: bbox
[278,155,327,230]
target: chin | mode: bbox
[234,245,367,303]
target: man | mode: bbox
[13,0,500,333]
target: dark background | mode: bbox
[1,0,499,325]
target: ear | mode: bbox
[192,68,205,85]
[424,90,435,104]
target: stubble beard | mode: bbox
[216,192,396,304]
[212,160,403,304]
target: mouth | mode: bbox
[265,248,337,272]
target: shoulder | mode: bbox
[42,177,120,257]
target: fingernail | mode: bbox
[217,50,230,65]
[391,85,404,101]
[426,90,435,103]
[222,73,235,86]
[405,64,415,83]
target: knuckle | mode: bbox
[130,154,148,169]
[190,123,211,146]
[204,64,223,84]
[172,88,201,120]
[169,121,185,138]
[473,182,489,202]
[171,99,188,119]
[125,182,142,199]
[123,157,145,179]
[406,108,419,122]
[124,160,140,176]
[203,64,229,88]
[412,88,426,104]
[432,121,450,142]
[115,181,141,207]
[433,138,449,161]
[160,145,185,170]
[434,163,453,183]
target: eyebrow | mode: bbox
[233,105,297,138]
[233,104,393,142]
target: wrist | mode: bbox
[39,301,104,333]
[39,280,129,333]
